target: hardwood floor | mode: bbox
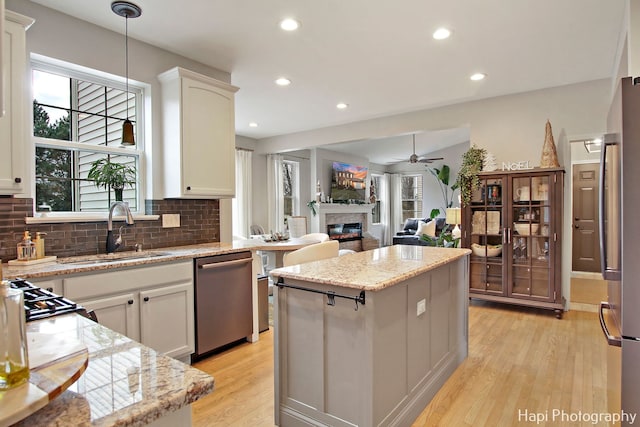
[192,301,609,427]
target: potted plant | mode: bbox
[420,231,460,248]
[307,200,318,216]
[427,164,458,219]
[455,145,486,206]
[87,158,136,201]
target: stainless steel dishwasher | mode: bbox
[194,251,253,358]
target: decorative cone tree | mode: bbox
[540,120,561,168]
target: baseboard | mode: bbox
[568,302,599,313]
[571,271,604,280]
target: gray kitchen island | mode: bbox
[269,245,470,427]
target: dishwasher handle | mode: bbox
[198,257,252,270]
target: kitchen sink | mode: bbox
[58,251,172,265]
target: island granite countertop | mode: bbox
[7,313,214,427]
[269,245,471,291]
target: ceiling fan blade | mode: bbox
[418,157,444,163]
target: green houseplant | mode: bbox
[87,158,136,201]
[420,231,460,248]
[307,200,318,216]
[427,164,458,219]
[455,145,486,206]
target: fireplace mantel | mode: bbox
[317,203,375,215]
[310,203,375,235]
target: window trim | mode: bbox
[283,159,300,216]
[371,173,383,224]
[31,55,147,217]
[401,173,423,220]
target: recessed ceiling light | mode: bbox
[275,77,291,86]
[280,18,299,31]
[249,122,258,128]
[336,103,348,109]
[432,28,451,40]
[470,73,487,81]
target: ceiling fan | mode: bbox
[406,134,443,164]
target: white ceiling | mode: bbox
[322,128,470,165]
[30,0,625,162]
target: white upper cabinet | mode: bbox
[158,67,239,199]
[0,10,33,195]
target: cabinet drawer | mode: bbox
[64,260,192,300]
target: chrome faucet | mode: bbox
[106,201,135,253]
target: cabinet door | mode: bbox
[139,282,194,359]
[509,174,554,301]
[79,293,139,342]
[468,176,507,294]
[181,77,235,197]
[0,15,27,194]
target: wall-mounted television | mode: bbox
[330,162,368,202]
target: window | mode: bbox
[401,174,423,221]
[32,59,143,213]
[371,174,382,224]
[283,160,299,217]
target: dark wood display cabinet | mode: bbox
[462,168,565,318]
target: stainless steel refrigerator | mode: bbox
[599,76,640,423]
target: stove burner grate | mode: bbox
[8,278,88,322]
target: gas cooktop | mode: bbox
[8,278,90,322]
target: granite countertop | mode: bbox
[269,245,471,291]
[13,313,214,427]
[2,241,261,280]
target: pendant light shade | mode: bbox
[111,1,141,147]
[121,119,135,146]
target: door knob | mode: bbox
[574,217,579,221]
[575,224,580,229]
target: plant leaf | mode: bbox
[437,165,450,186]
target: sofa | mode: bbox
[392,217,447,246]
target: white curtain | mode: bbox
[232,149,252,239]
[267,154,284,233]
[380,173,392,245]
[388,173,403,245]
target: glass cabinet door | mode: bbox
[469,177,505,294]
[510,175,552,299]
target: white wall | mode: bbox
[387,142,468,218]
[257,79,610,166]
[8,0,230,200]
[256,80,612,308]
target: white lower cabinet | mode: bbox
[63,261,194,360]
[79,292,139,342]
[140,282,193,359]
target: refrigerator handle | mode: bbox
[599,301,622,347]
[598,143,607,277]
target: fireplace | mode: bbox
[327,222,362,242]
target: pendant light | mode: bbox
[111,1,142,146]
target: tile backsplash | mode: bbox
[0,197,220,262]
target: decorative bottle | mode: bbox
[16,231,36,261]
[0,266,30,390]
[34,232,46,259]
